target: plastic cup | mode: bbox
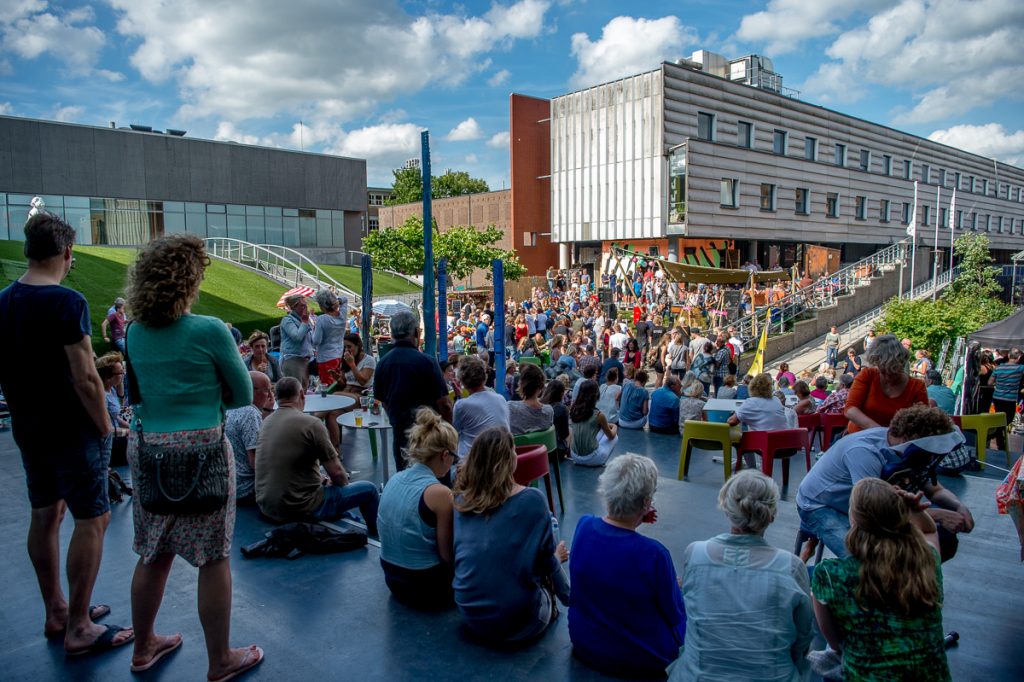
[355,414,363,427]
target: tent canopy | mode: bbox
[968,308,1024,347]
[610,246,790,285]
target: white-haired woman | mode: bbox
[569,454,686,678]
[667,469,812,681]
[845,334,927,434]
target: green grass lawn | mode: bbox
[305,262,419,296]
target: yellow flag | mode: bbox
[746,309,771,376]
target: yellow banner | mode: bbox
[746,309,771,377]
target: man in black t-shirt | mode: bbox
[374,310,453,472]
[0,213,131,654]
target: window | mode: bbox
[855,195,866,220]
[859,149,871,172]
[998,216,1004,233]
[522,231,537,246]
[826,192,840,218]
[981,178,989,196]
[955,209,963,229]
[920,164,930,184]
[922,205,930,226]
[668,146,686,223]
[940,207,948,228]
[954,171,961,189]
[880,199,890,222]
[835,144,846,166]
[904,159,913,179]
[971,213,977,230]
[773,129,787,155]
[805,136,817,161]
[794,188,809,214]
[760,183,776,211]
[985,214,992,232]
[968,175,975,192]
[882,154,892,176]
[938,168,946,186]
[737,121,752,148]
[697,112,715,141]
[902,202,911,225]
[720,178,739,207]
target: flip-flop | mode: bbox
[208,645,264,682]
[44,604,112,639]
[130,633,183,672]
[65,623,134,656]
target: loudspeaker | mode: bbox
[606,303,617,319]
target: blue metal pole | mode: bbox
[437,258,448,362]
[360,254,373,352]
[492,258,506,398]
[421,131,436,357]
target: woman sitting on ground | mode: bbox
[668,470,812,681]
[618,369,650,430]
[678,380,706,426]
[793,380,816,415]
[570,380,618,467]
[453,427,570,643]
[845,334,927,433]
[377,408,458,610]
[244,330,281,383]
[810,375,830,401]
[810,478,949,681]
[728,373,788,432]
[508,364,554,435]
[596,367,622,425]
[716,374,738,399]
[570,455,686,678]
[541,379,570,457]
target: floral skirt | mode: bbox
[128,426,236,568]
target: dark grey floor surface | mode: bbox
[0,425,1019,681]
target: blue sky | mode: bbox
[1,0,1022,189]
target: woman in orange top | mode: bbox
[845,334,927,433]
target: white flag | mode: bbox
[947,188,956,229]
[906,180,918,237]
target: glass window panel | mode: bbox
[331,210,343,220]
[760,183,775,211]
[697,112,714,141]
[834,144,845,166]
[316,209,331,219]
[332,219,345,250]
[0,193,6,206]
[283,208,299,217]
[186,211,208,237]
[265,216,283,244]
[0,205,8,240]
[282,216,299,246]
[246,205,264,216]
[8,194,34,205]
[164,212,186,234]
[39,195,64,212]
[880,199,890,222]
[207,204,226,214]
[668,147,686,223]
[737,121,752,148]
[64,196,90,209]
[804,137,816,161]
[316,218,332,246]
[773,130,786,155]
[65,208,92,245]
[227,204,245,215]
[859,150,870,171]
[246,215,266,243]
[207,213,227,238]
[265,206,282,217]
[299,216,316,246]
[164,201,185,213]
[227,214,246,240]
[186,202,205,213]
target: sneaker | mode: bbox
[807,647,843,680]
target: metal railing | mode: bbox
[736,239,911,340]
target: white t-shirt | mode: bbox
[345,353,377,388]
[597,384,622,423]
[729,336,745,354]
[609,332,629,351]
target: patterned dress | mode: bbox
[811,553,950,681]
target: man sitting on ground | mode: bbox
[599,347,626,385]
[226,371,276,505]
[648,375,682,435]
[255,377,379,533]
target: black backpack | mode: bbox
[241,522,367,560]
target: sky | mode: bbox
[1,0,1023,190]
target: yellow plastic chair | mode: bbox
[514,426,564,513]
[678,421,733,482]
[518,356,542,367]
[957,412,1011,469]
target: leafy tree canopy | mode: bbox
[387,167,489,205]
[361,215,525,282]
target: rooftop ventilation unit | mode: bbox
[166,129,187,136]
[129,124,152,132]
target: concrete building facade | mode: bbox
[0,116,367,256]
[549,59,1024,270]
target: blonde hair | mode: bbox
[453,427,516,515]
[748,372,774,398]
[847,478,940,617]
[405,408,458,467]
[95,351,124,380]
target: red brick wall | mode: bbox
[510,93,558,276]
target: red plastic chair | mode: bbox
[819,413,850,452]
[796,413,819,467]
[514,444,555,514]
[736,428,809,487]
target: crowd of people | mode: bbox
[0,213,1005,681]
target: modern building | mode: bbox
[367,186,393,233]
[0,116,367,259]
[546,50,1024,271]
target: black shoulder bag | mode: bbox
[125,323,229,515]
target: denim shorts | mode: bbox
[19,430,109,519]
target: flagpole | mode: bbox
[933,185,941,300]
[908,181,918,298]
[948,188,957,271]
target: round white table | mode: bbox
[337,411,393,484]
[302,394,356,413]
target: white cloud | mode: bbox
[798,0,1024,123]
[53,104,83,122]
[1,2,106,72]
[929,123,1024,169]
[735,0,897,55]
[487,131,510,149]
[0,101,13,114]
[109,0,551,122]
[488,68,510,86]
[464,153,478,164]
[446,117,483,141]
[569,16,698,89]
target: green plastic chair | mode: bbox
[514,426,564,513]
[956,412,1011,469]
[518,356,542,367]
[678,421,733,482]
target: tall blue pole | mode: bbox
[492,258,507,398]
[437,258,448,362]
[421,131,437,357]
[360,254,373,352]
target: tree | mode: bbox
[361,215,525,282]
[386,167,489,205]
[878,233,1012,353]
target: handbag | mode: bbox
[125,323,229,515]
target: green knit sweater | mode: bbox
[127,314,252,433]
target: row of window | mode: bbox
[720,179,1022,234]
[0,193,349,248]
[697,112,1024,202]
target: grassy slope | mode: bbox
[304,263,419,296]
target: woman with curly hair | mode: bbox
[810,478,949,681]
[124,234,263,678]
[845,334,927,434]
[243,330,281,383]
[452,427,570,642]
